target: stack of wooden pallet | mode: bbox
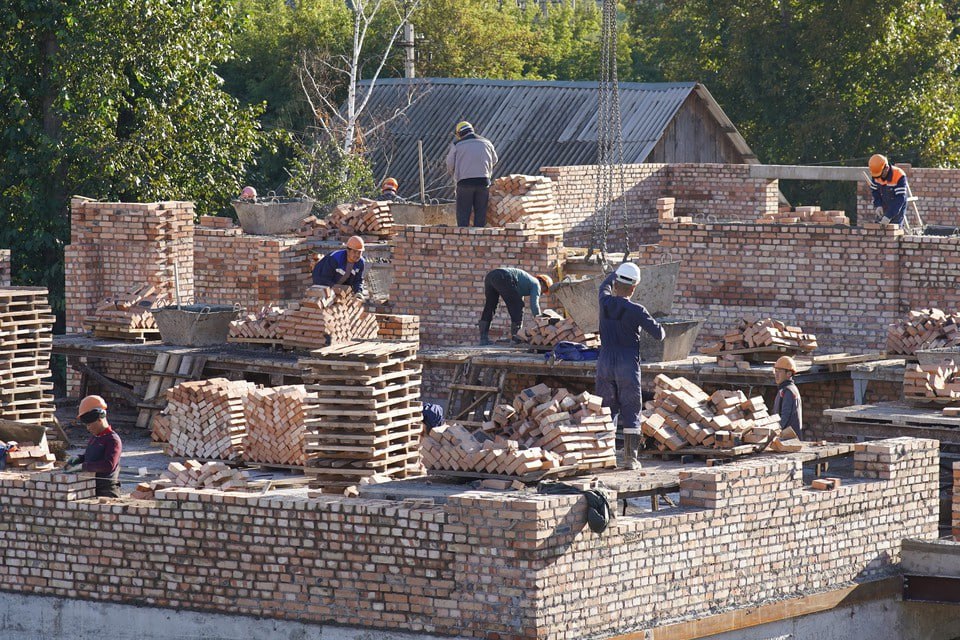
[887,308,960,355]
[701,317,817,368]
[130,460,251,499]
[904,360,960,406]
[517,310,599,348]
[301,341,423,491]
[84,284,165,341]
[0,288,56,426]
[420,424,564,475]
[229,305,287,344]
[243,385,312,465]
[325,198,395,239]
[487,175,562,235]
[642,374,800,452]
[278,286,379,349]
[756,206,849,226]
[158,378,257,460]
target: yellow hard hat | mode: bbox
[455,121,473,137]
[346,235,365,251]
[774,356,798,373]
[78,394,108,417]
[868,154,888,178]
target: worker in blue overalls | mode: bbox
[596,263,665,470]
[868,154,909,227]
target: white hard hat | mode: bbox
[614,262,642,285]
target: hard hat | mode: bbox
[240,186,257,200]
[774,355,798,373]
[535,274,554,292]
[382,177,398,190]
[346,236,365,251]
[868,154,888,178]
[614,262,642,286]
[455,121,473,137]
[77,395,108,422]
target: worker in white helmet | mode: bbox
[596,263,665,470]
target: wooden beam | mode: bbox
[749,164,867,181]
[68,361,142,407]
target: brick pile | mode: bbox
[903,361,960,408]
[641,374,799,452]
[0,288,55,426]
[243,385,312,465]
[278,285,379,349]
[302,341,423,490]
[756,205,849,225]
[375,313,420,342]
[130,460,251,499]
[0,249,9,286]
[886,308,960,355]
[700,317,817,368]
[83,284,165,340]
[157,378,258,460]
[517,309,599,347]
[323,199,395,239]
[487,175,562,235]
[228,304,287,343]
[65,199,194,334]
[421,423,564,475]
[3,440,55,471]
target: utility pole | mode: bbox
[401,23,415,79]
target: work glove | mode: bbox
[65,455,84,472]
[873,206,884,222]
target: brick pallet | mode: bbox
[517,309,598,348]
[229,305,287,343]
[157,378,257,460]
[904,361,960,409]
[301,341,424,490]
[488,174,562,235]
[701,317,817,368]
[324,199,395,239]
[243,385,312,465]
[887,308,960,355]
[0,288,56,426]
[84,284,164,342]
[278,285,378,349]
[130,460,251,499]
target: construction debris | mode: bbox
[487,175,562,235]
[130,460,251,499]
[0,288,56,426]
[158,378,258,460]
[886,308,960,355]
[517,309,599,348]
[757,206,850,226]
[701,317,817,367]
[904,361,960,406]
[278,286,379,349]
[243,385,312,466]
[3,440,55,471]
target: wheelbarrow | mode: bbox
[152,304,240,347]
[231,196,315,235]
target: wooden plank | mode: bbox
[825,402,960,428]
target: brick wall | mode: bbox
[857,166,960,228]
[391,225,563,347]
[64,200,195,333]
[0,249,9,286]
[0,437,937,639]
[954,462,959,540]
[899,235,960,312]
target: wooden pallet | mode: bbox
[825,402,960,429]
[88,326,161,343]
[646,444,760,459]
[427,464,579,484]
[812,351,888,372]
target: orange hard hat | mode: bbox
[346,236,365,251]
[868,154,888,178]
[382,177,398,190]
[78,394,108,417]
[774,356,798,373]
[536,274,554,292]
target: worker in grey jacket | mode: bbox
[446,121,498,227]
[773,356,803,439]
[479,268,553,345]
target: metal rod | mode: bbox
[418,139,426,204]
[173,263,182,309]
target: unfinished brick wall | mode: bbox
[391,225,563,347]
[543,163,779,248]
[64,200,195,333]
[954,462,959,540]
[899,236,960,312]
[856,166,960,228]
[0,437,937,639]
[0,249,9,286]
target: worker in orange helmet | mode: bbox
[380,177,400,202]
[773,356,803,439]
[478,268,553,345]
[66,395,123,497]
[868,154,909,226]
[312,235,367,299]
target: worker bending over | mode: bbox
[773,356,803,439]
[478,268,553,345]
[868,154,909,226]
[446,121,498,227]
[596,263,665,470]
[67,395,123,497]
[312,235,367,298]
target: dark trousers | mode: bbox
[95,475,121,498]
[456,182,489,227]
[480,269,524,325]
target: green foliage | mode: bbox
[286,138,376,214]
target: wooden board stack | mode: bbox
[130,460,251,499]
[243,385,312,465]
[278,286,378,349]
[904,360,960,407]
[375,313,420,342]
[886,308,960,355]
[756,205,849,226]
[325,199,395,239]
[84,284,165,341]
[701,317,817,368]
[301,341,423,490]
[487,175,563,235]
[158,378,257,460]
[0,288,56,426]
[229,305,288,344]
[641,374,801,453]
[517,309,599,348]
[420,424,564,476]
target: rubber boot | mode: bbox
[478,321,491,346]
[622,434,641,470]
[510,321,523,343]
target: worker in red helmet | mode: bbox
[66,395,123,497]
[867,154,909,226]
[773,356,803,439]
[312,235,367,298]
[380,177,400,202]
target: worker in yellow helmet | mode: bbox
[773,356,803,439]
[446,120,498,227]
[868,154,909,226]
[312,235,367,299]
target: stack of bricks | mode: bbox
[700,317,817,368]
[157,378,257,460]
[0,288,55,426]
[0,249,9,286]
[324,199,395,239]
[886,308,960,355]
[65,199,194,334]
[641,374,798,452]
[243,385,313,465]
[487,175,562,236]
[228,305,287,344]
[83,284,165,341]
[903,361,960,410]
[278,285,379,349]
[756,205,849,225]
[301,341,423,490]
[3,439,56,471]
[656,197,676,222]
[853,437,939,482]
[375,313,420,342]
[421,423,564,475]
[516,309,598,348]
[130,460,251,499]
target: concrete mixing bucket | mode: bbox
[231,197,315,235]
[551,261,681,334]
[152,304,239,347]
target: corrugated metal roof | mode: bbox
[352,78,752,201]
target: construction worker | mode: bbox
[380,177,400,201]
[868,154,909,226]
[478,268,553,345]
[596,263,665,470]
[773,356,804,439]
[312,235,366,298]
[66,395,122,497]
[445,121,498,227]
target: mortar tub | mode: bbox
[639,317,705,363]
[551,261,681,334]
[152,305,239,347]
[231,197,315,235]
[915,347,960,368]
